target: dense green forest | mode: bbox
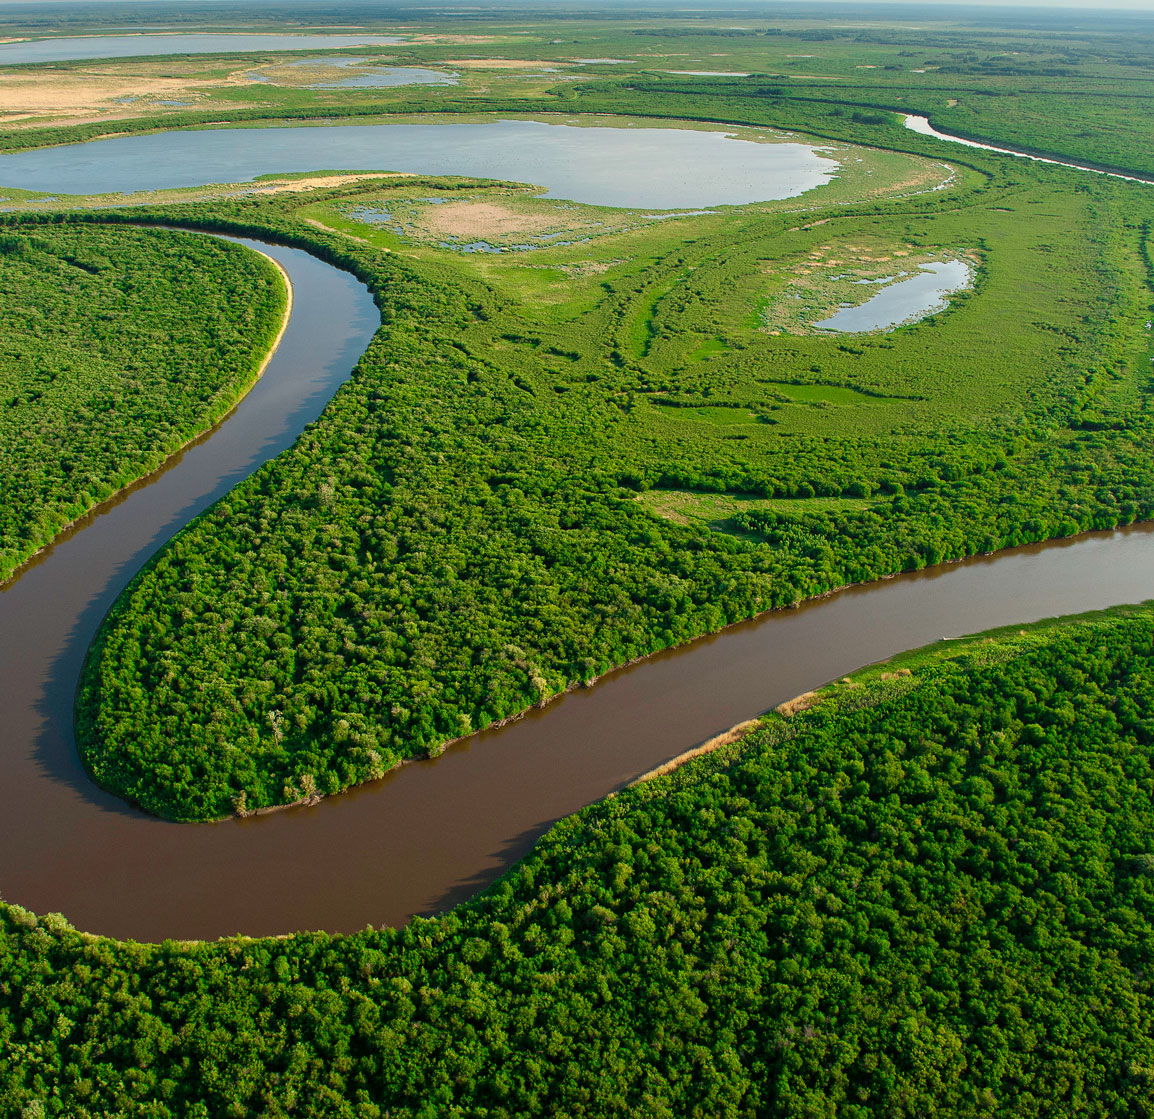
[56,124,1154,820]
[0,225,286,582]
[8,607,1154,1115]
[4,8,1154,1114]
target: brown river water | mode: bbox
[2,234,1153,942]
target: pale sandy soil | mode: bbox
[419,200,561,238]
[244,172,410,195]
[0,69,245,123]
[0,72,204,113]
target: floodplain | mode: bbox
[3,3,1154,1116]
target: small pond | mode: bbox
[0,119,840,209]
[0,34,405,65]
[814,260,971,333]
[247,58,457,89]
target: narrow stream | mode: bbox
[903,114,1154,185]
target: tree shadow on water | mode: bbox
[423,819,560,919]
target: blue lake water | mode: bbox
[0,34,405,65]
[814,260,972,332]
[0,119,839,209]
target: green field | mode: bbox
[0,225,286,582]
[59,111,1154,822]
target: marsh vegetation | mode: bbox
[3,4,1154,1114]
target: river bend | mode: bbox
[3,126,1154,939]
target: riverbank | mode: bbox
[0,225,291,585]
[9,598,1154,1116]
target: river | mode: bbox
[2,121,1153,941]
[903,113,1154,185]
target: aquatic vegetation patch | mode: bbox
[334,184,681,254]
[761,241,979,335]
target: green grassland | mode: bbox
[0,224,286,582]
[9,604,1154,1116]
[48,112,1154,821]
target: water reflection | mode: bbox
[814,260,971,332]
[0,33,404,65]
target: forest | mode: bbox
[0,225,286,582]
[6,606,1154,1115]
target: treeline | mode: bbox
[0,225,286,582]
[7,608,1154,1115]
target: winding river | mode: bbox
[3,121,1154,941]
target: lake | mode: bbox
[815,260,972,332]
[0,33,405,65]
[0,118,840,208]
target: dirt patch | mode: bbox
[420,200,560,238]
[244,172,410,196]
[0,72,203,116]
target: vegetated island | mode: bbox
[54,116,1154,821]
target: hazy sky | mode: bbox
[1,0,1152,10]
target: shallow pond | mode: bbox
[0,33,405,65]
[247,58,457,89]
[0,119,839,208]
[814,260,971,332]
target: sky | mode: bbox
[1,0,1152,11]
